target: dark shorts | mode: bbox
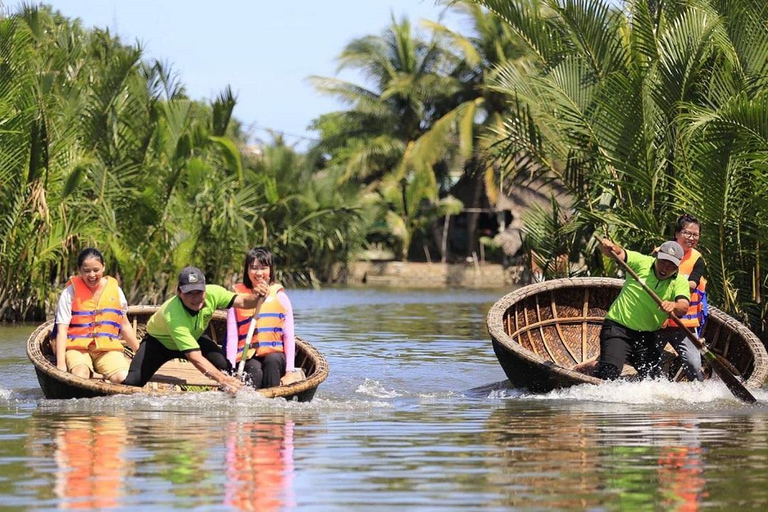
[596,319,662,380]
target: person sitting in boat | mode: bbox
[54,248,140,383]
[223,247,302,389]
[595,239,691,380]
[121,266,267,393]
[654,214,708,382]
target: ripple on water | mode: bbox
[5,288,768,510]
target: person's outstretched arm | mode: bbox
[599,238,626,262]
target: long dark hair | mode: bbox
[77,247,105,268]
[242,247,275,288]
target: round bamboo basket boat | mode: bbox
[27,305,328,401]
[487,277,768,392]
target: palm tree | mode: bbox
[0,7,88,319]
[417,1,531,259]
[310,14,467,260]
[0,4,366,320]
[241,133,364,283]
[0,6,258,315]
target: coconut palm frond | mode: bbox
[556,0,628,78]
[342,136,406,184]
[474,0,567,67]
[308,76,382,106]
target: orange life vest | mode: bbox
[56,417,127,509]
[662,248,707,329]
[233,283,286,361]
[66,276,124,351]
[225,422,290,511]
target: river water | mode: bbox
[2,287,768,510]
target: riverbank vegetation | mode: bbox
[2,1,768,344]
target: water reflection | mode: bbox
[224,420,295,511]
[482,403,716,510]
[10,287,768,510]
[25,409,301,510]
[148,421,219,500]
[655,418,706,511]
[28,415,131,509]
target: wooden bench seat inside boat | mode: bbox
[84,358,220,387]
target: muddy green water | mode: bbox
[2,287,768,510]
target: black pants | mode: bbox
[595,319,662,380]
[122,334,229,387]
[241,352,285,389]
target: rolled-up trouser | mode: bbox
[595,319,662,380]
[656,328,704,381]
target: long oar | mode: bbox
[236,314,257,381]
[596,236,756,403]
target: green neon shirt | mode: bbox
[605,250,690,332]
[146,284,235,352]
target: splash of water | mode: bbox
[534,378,767,406]
[356,378,402,398]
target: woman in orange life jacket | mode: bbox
[54,248,140,383]
[224,247,302,389]
[655,214,708,381]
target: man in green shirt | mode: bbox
[595,239,691,380]
[122,266,267,393]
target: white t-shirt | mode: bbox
[55,284,129,325]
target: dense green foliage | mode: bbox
[475,0,768,338]
[309,6,528,261]
[0,6,362,320]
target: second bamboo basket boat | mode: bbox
[487,277,768,392]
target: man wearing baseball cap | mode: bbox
[593,239,691,380]
[122,265,268,393]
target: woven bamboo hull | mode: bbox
[487,277,768,392]
[26,306,328,401]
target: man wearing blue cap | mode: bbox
[594,239,691,380]
[122,266,268,393]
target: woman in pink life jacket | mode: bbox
[225,247,301,389]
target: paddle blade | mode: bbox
[705,352,757,403]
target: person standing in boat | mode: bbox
[655,214,708,381]
[54,248,140,383]
[595,239,691,380]
[121,266,267,393]
[224,247,302,389]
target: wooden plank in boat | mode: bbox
[82,359,220,387]
[150,359,220,386]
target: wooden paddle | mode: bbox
[236,285,268,381]
[236,315,257,381]
[595,235,757,403]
